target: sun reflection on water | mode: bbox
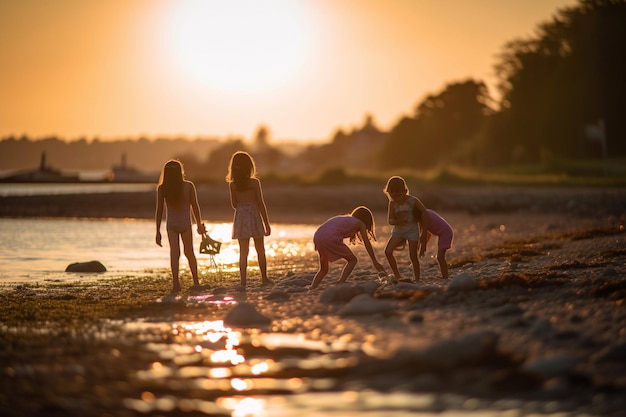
[196,223,316,275]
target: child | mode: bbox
[155,159,206,293]
[383,176,430,282]
[310,206,386,289]
[226,151,272,288]
[424,209,453,279]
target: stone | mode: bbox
[448,272,479,291]
[338,294,396,316]
[224,302,272,327]
[65,260,107,272]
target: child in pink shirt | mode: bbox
[310,206,386,289]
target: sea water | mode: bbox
[0,218,317,284]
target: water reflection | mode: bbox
[122,319,582,416]
[125,319,365,415]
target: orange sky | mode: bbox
[0,0,577,143]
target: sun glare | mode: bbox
[166,0,311,93]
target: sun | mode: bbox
[166,0,311,93]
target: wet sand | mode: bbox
[1,185,626,416]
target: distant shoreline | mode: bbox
[1,184,625,225]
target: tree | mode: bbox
[379,79,492,169]
[491,0,626,162]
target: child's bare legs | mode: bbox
[181,230,200,286]
[437,248,449,279]
[408,240,420,281]
[310,254,329,289]
[237,238,250,287]
[337,253,357,283]
[385,236,405,279]
[253,236,271,284]
[167,231,181,292]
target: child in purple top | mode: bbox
[310,206,386,289]
[425,209,453,279]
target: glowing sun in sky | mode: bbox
[166,0,312,93]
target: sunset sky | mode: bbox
[0,0,577,143]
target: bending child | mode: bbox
[155,159,206,293]
[383,176,429,282]
[310,206,386,289]
[424,209,454,279]
[226,151,272,289]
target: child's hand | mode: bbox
[265,225,271,236]
[197,223,206,235]
[155,231,162,247]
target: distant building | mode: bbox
[0,152,79,182]
[110,153,159,183]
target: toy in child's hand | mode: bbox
[200,233,221,255]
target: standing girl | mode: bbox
[383,176,430,282]
[226,151,272,288]
[310,206,386,289]
[155,159,206,293]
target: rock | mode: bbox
[419,330,500,369]
[448,272,479,291]
[591,341,626,363]
[65,260,107,272]
[224,302,272,327]
[492,304,525,316]
[189,285,212,293]
[356,280,380,295]
[522,355,578,379]
[395,282,421,291]
[320,285,364,303]
[338,294,396,316]
[407,311,424,323]
[265,290,290,301]
[529,318,554,338]
[599,268,619,280]
[409,373,442,391]
[281,274,314,287]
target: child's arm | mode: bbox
[155,185,164,246]
[254,179,271,236]
[228,182,238,209]
[359,224,385,273]
[387,201,397,225]
[412,197,430,255]
[189,182,206,235]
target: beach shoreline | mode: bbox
[1,184,625,223]
[1,185,625,416]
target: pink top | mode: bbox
[427,209,454,249]
[313,215,361,262]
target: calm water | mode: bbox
[0,218,317,284]
[0,182,155,196]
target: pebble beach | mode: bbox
[1,185,625,416]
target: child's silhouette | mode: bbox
[155,160,206,292]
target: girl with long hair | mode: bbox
[155,159,206,292]
[226,151,272,289]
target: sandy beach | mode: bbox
[1,185,626,416]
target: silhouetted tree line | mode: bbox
[377,0,626,169]
[1,0,623,180]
